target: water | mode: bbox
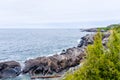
[0,29,89,80]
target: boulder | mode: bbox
[78,34,94,47]
[0,61,21,79]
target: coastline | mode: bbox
[0,28,110,79]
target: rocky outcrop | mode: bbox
[23,31,111,76]
[81,28,105,32]
[0,29,111,79]
[78,32,111,47]
[22,47,85,75]
[77,34,94,47]
[0,61,21,79]
[102,32,111,46]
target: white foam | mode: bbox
[77,39,81,43]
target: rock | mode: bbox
[78,32,111,48]
[101,29,105,32]
[0,61,21,79]
[22,29,111,76]
[78,34,94,47]
[23,47,85,75]
[102,37,109,46]
[102,32,111,47]
[81,28,105,32]
[81,28,98,32]
[102,32,111,39]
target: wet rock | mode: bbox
[0,61,21,79]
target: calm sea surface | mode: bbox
[0,29,89,80]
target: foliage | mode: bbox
[63,26,120,80]
[97,24,120,32]
[97,27,111,31]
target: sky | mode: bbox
[0,0,120,28]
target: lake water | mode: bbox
[0,29,89,80]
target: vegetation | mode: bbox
[63,25,120,80]
[98,24,120,31]
[98,27,111,31]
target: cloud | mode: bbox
[0,0,120,28]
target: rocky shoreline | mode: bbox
[81,28,105,32]
[0,30,111,79]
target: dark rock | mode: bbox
[78,34,94,47]
[78,32,111,48]
[101,29,105,32]
[102,32,111,47]
[102,32,111,39]
[102,37,109,46]
[81,28,98,32]
[23,30,111,76]
[81,28,105,32]
[0,61,21,79]
[23,47,85,75]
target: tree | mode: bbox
[63,27,120,80]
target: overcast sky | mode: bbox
[0,0,120,28]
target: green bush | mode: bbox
[63,27,120,80]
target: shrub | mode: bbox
[63,27,120,80]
